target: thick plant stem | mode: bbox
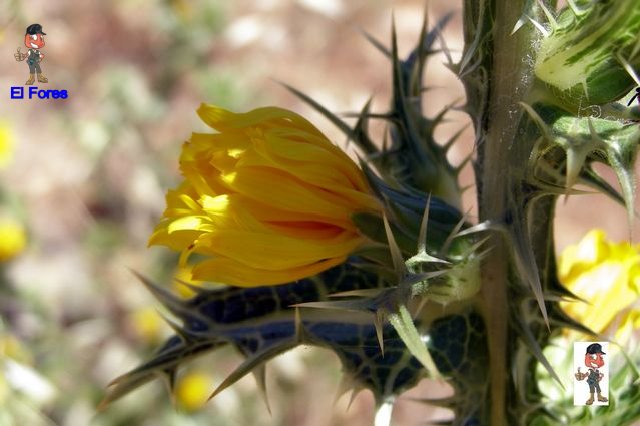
[468,0,540,424]
[478,250,508,426]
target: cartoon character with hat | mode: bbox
[575,343,609,405]
[14,24,49,85]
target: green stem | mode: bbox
[463,0,544,423]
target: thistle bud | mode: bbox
[150,104,383,287]
[535,0,640,106]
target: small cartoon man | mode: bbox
[14,24,48,85]
[575,343,609,405]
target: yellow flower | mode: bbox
[150,104,381,287]
[130,307,166,344]
[175,371,213,412]
[614,308,640,347]
[170,0,192,21]
[0,218,26,262]
[172,264,203,299]
[0,121,14,169]
[558,229,640,338]
[0,333,32,364]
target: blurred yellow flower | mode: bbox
[0,121,14,169]
[170,0,192,21]
[0,333,32,364]
[559,229,640,339]
[175,371,213,412]
[0,218,26,262]
[613,308,640,347]
[130,307,165,344]
[150,104,381,287]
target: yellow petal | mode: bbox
[614,308,640,345]
[559,229,640,337]
[219,167,360,220]
[559,229,610,284]
[192,256,347,287]
[560,261,634,333]
[197,104,322,137]
[167,216,211,234]
[148,222,201,250]
[194,229,360,270]
[230,196,354,230]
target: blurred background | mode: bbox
[0,0,638,425]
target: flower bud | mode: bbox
[150,104,382,287]
[535,0,640,105]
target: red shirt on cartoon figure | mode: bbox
[574,343,609,405]
[14,24,48,86]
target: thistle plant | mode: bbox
[100,1,640,425]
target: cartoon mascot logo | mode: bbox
[574,343,609,405]
[14,24,49,86]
